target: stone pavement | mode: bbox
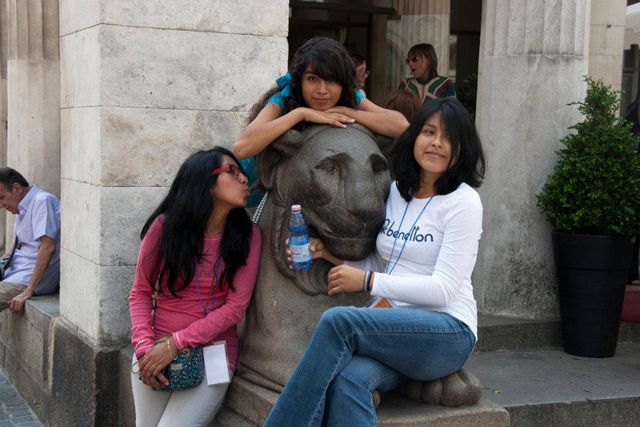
[0,369,42,427]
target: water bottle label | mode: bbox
[290,243,312,262]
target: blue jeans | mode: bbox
[264,306,476,427]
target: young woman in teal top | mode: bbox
[234,37,408,173]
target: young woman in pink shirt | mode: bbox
[129,147,261,426]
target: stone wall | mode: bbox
[59,0,288,347]
[3,0,60,250]
[590,0,626,90]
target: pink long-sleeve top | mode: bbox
[129,217,261,370]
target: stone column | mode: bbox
[0,1,8,249]
[4,0,59,246]
[56,0,287,423]
[589,0,626,91]
[6,0,59,195]
[473,0,591,318]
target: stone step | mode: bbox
[476,313,640,351]
[219,376,509,426]
[465,341,640,427]
[212,318,640,426]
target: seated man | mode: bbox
[0,167,60,314]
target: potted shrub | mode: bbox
[536,76,640,357]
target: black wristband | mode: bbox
[366,271,374,292]
[363,270,371,293]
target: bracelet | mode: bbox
[366,271,374,292]
[363,271,371,293]
[166,339,177,358]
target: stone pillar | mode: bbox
[4,0,59,247]
[0,1,8,250]
[589,0,625,91]
[473,0,591,318]
[6,0,59,196]
[57,0,288,423]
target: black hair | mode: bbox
[392,98,485,201]
[247,37,358,124]
[0,167,29,188]
[141,147,253,297]
[350,52,366,67]
[408,43,439,81]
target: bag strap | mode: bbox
[151,277,160,335]
[5,236,19,268]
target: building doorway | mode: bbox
[288,0,482,113]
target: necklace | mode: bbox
[385,196,435,274]
[194,267,215,316]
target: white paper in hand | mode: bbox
[203,342,230,385]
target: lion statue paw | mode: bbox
[393,368,483,407]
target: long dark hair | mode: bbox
[408,43,439,81]
[247,36,358,123]
[392,98,485,201]
[141,147,253,297]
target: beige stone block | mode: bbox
[59,0,100,36]
[588,54,624,90]
[7,59,61,197]
[60,248,135,343]
[99,186,166,266]
[101,0,288,37]
[61,179,100,264]
[100,107,246,187]
[60,25,101,108]
[60,0,288,37]
[97,263,136,343]
[591,0,626,27]
[60,107,102,184]
[99,25,287,110]
[61,180,165,266]
[62,106,248,186]
[60,248,100,340]
[589,24,625,56]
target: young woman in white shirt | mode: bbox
[264,97,486,427]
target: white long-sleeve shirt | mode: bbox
[347,181,483,338]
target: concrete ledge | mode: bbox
[477,313,640,352]
[0,294,60,424]
[476,313,562,351]
[225,376,509,427]
[0,295,127,426]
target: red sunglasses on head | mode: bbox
[210,164,248,179]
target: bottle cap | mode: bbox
[291,204,301,212]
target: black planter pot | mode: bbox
[552,231,633,357]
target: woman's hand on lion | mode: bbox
[327,264,365,295]
[299,107,355,128]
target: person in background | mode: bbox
[383,88,422,122]
[0,167,60,315]
[351,52,369,98]
[129,147,261,426]
[402,43,455,103]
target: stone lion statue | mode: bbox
[237,123,481,407]
[238,123,390,390]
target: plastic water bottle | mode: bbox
[289,204,312,271]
